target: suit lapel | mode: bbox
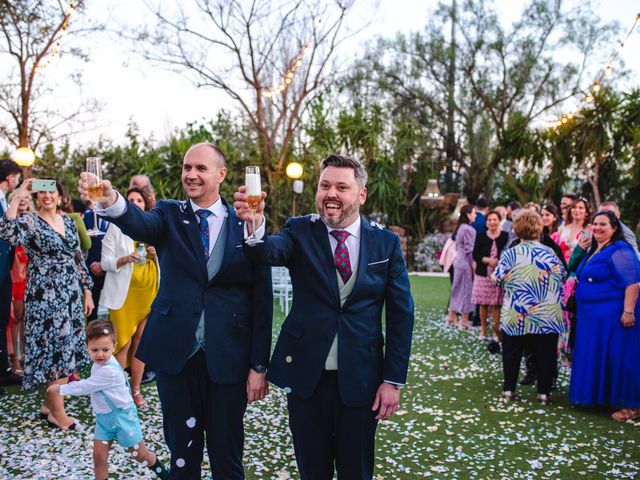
[179,201,208,280]
[208,199,234,284]
[311,218,341,306]
[343,215,372,308]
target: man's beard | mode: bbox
[317,197,359,229]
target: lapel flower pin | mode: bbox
[310,213,320,223]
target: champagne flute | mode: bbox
[245,166,263,244]
[86,156,105,237]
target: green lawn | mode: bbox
[0,276,638,479]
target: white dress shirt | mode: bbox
[97,193,227,257]
[59,356,133,414]
[247,215,361,265]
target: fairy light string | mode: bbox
[37,1,76,71]
[552,13,640,128]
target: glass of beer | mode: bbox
[86,156,105,237]
[245,166,263,244]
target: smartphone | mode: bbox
[31,179,57,192]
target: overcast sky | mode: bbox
[5,0,640,151]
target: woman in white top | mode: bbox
[100,188,159,408]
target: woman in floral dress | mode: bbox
[0,179,93,430]
[493,210,567,404]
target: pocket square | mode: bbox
[368,258,389,266]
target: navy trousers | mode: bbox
[287,371,378,480]
[156,349,247,479]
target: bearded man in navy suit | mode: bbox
[234,154,414,480]
[79,143,273,479]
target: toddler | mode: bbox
[48,319,168,479]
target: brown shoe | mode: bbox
[611,408,640,422]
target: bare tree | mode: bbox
[134,0,353,181]
[0,0,101,150]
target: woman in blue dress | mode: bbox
[569,210,640,421]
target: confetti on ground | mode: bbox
[0,277,637,478]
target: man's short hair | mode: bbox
[600,200,619,213]
[320,154,368,188]
[0,159,22,183]
[508,200,522,211]
[476,198,489,209]
[187,142,227,168]
[513,210,543,240]
[561,193,577,201]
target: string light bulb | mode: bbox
[550,13,638,130]
[36,1,75,71]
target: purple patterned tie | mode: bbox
[195,209,212,262]
[330,230,352,283]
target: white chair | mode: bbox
[271,266,293,315]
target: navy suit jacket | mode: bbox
[0,202,13,284]
[103,197,273,384]
[245,214,414,407]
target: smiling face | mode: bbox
[315,166,367,229]
[181,144,227,206]
[541,208,555,228]
[570,200,587,225]
[36,190,59,213]
[486,212,500,232]
[592,214,616,246]
[87,336,116,365]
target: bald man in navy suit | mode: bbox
[235,154,414,480]
[79,143,273,479]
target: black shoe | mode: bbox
[0,371,23,387]
[141,369,156,385]
[519,374,536,386]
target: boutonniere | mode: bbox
[370,220,384,230]
[310,213,320,223]
[179,201,187,213]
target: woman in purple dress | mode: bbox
[447,204,477,328]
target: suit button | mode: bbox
[588,278,593,282]
[285,355,293,363]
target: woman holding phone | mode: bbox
[0,179,93,430]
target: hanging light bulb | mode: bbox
[593,84,601,93]
[585,95,594,103]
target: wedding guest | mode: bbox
[0,179,93,430]
[7,192,32,375]
[472,211,508,340]
[569,211,640,421]
[599,200,639,258]
[471,198,489,233]
[553,197,591,263]
[447,204,476,328]
[493,210,566,404]
[100,187,159,408]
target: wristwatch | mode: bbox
[251,364,268,374]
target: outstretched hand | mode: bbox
[77,172,117,207]
[371,383,401,420]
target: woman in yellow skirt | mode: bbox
[99,188,159,407]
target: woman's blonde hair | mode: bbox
[513,209,543,241]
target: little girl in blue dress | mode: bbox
[48,319,169,479]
